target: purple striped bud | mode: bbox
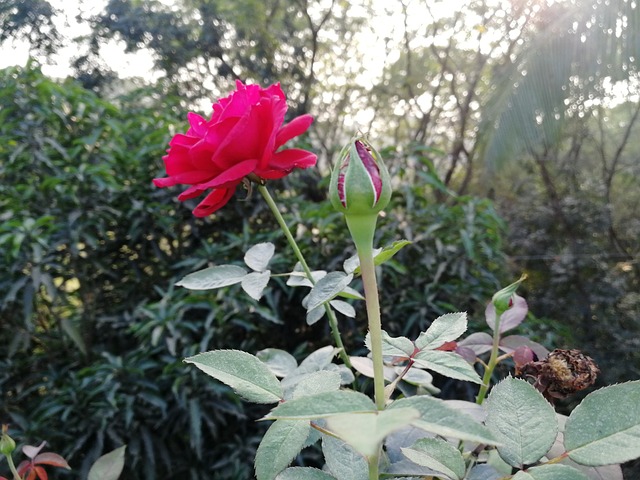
[329,137,391,216]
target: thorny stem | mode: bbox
[476,312,503,404]
[258,185,351,368]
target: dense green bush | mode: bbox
[0,64,508,478]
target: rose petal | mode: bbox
[177,185,204,201]
[275,114,313,147]
[168,133,199,148]
[254,169,289,180]
[356,140,382,202]
[187,112,207,136]
[193,159,257,190]
[162,150,199,176]
[211,112,252,166]
[154,170,213,187]
[269,148,317,170]
[258,96,288,168]
[193,187,236,217]
[153,176,176,188]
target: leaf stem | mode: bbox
[258,185,351,367]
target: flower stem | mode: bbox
[258,185,351,367]
[476,313,502,404]
[345,215,386,411]
[5,454,21,480]
[368,455,380,480]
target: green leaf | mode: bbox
[255,420,311,480]
[329,299,355,317]
[306,305,326,325]
[281,346,337,390]
[564,380,640,466]
[350,356,397,382]
[244,242,275,272]
[267,390,375,419]
[372,239,412,266]
[286,265,327,287]
[415,312,468,350]
[176,265,247,290]
[485,377,558,468]
[276,467,336,480]
[88,445,126,480]
[306,272,354,311]
[241,271,271,300]
[292,370,342,399]
[467,464,502,480]
[185,350,283,404]
[280,348,349,397]
[60,317,87,355]
[336,285,365,300]
[325,408,420,457]
[547,414,623,479]
[401,437,466,480]
[256,349,298,378]
[413,350,481,384]
[389,396,499,445]
[366,330,414,357]
[343,240,412,274]
[512,464,589,480]
[322,435,369,480]
[400,367,435,388]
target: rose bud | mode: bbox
[0,425,15,456]
[329,138,391,217]
[491,274,527,316]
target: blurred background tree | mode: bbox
[1,0,638,478]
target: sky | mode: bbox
[0,0,156,79]
[0,0,471,82]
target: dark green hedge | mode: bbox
[0,64,506,479]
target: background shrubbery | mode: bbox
[0,64,508,479]
[2,0,640,477]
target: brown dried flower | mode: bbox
[516,348,599,400]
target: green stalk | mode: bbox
[476,312,502,405]
[368,455,380,480]
[345,213,385,480]
[258,185,351,367]
[345,214,385,411]
[5,454,21,480]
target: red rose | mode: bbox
[154,80,316,217]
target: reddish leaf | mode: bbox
[34,466,47,480]
[513,346,535,366]
[458,332,493,355]
[435,341,457,351]
[34,452,71,469]
[17,460,30,475]
[500,335,549,360]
